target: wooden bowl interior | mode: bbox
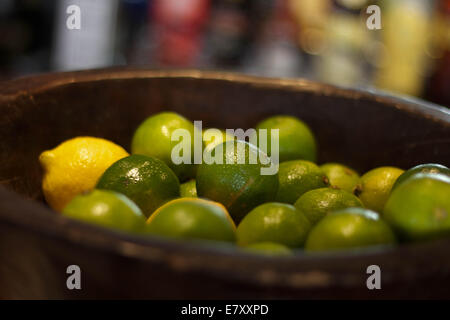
[1,71,448,203]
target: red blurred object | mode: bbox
[153,0,209,31]
[151,0,210,66]
[158,32,202,66]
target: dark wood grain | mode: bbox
[0,68,449,299]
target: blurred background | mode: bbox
[0,0,448,106]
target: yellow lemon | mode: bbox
[39,137,129,212]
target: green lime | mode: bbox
[252,115,317,162]
[145,198,236,242]
[305,208,396,252]
[236,202,311,248]
[354,167,404,213]
[392,163,450,191]
[96,155,180,218]
[62,189,145,233]
[243,242,292,256]
[320,163,360,193]
[131,111,200,182]
[203,128,235,153]
[276,160,329,204]
[384,173,450,241]
[294,188,364,225]
[196,140,279,223]
[180,179,197,198]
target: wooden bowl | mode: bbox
[0,68,449,299]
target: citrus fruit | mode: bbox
[131,112,200,182]
[305,208,396,252]
[62,189,145,233]
[276,160,329,204]
[320,163,360,193]
[39,136,129,212]
[180,179,197,198]
[96,155,180,218]
[391,163,450,191]
[196,140,279,223]
[384,173,450,241]
[294,188,364,225]
[145,198,236,242]
[354,166,404,213]
[203,128,235,153]
[243,242,292,256]
[236,202,311,248]
[252,115,317,162]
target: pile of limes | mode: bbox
[39,112,450,256]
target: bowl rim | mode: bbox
[1,67,449,123]
[1,68,450,290]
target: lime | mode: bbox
[252,115,317,163]
[236,202,311,248]
[180,179,197,198]
[145,198,236,242]
[305,208,396,252]
[384,173,450,241]
[354,167,404,213]
[392,163,450,191]
[203,128,235,153]
[196,140,278,223]
[96,155,180,218]
[320,163,360,193]
[62,189,145,233]
[294,188,364,225]
[131,112,200,182]
[243,242,292,256]
[276,160,329,204]
[39,136,129,212]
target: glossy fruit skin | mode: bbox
[62,189,145,233]
[145,198,236,243]
[96,155,180,218]
[320,163,360,193]
[391,163,450,191]
[294,188,364,225]
[131,112,200,182]
[39,136,129,212]
[305,208,396,252]
[180,179,197,198]
[196,140,279,223]
[276,160,329,204]
[354,167,404,213]
[236,202,311,248]
[253,115,317,163]
[384,173,450,241]
[243,242,292,256]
